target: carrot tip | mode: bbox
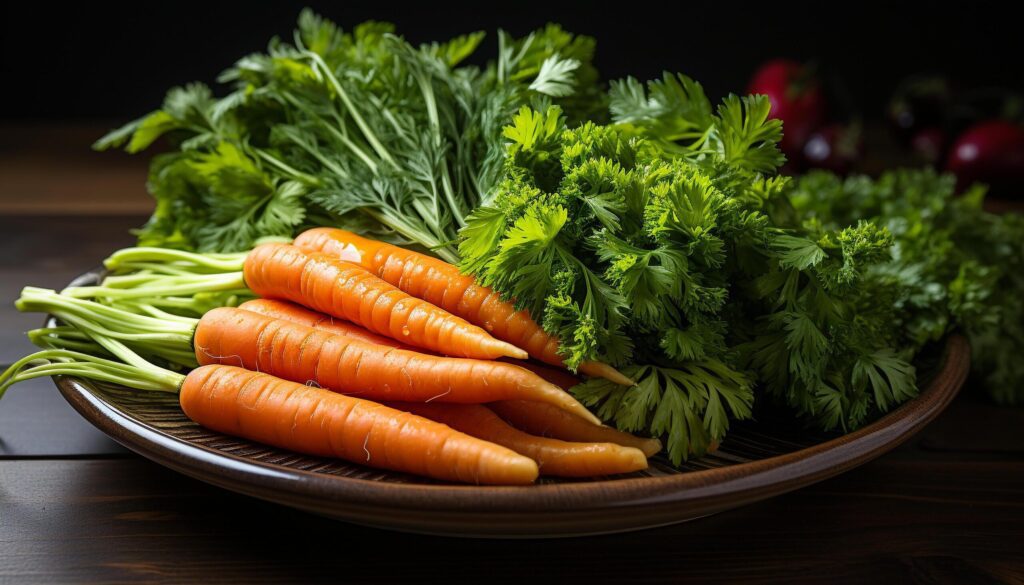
[624,447,650,472]
[578,361,635,386]
[566,402,602,426]
[495,341,529,360]
[638,438,663,458]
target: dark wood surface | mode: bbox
[48,325,971,537]
[2,177,1024,580]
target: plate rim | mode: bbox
[48,269,971,532]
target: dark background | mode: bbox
[1,1,1020,124]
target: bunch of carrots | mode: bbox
[1,228,660,485]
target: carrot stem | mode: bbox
[0,348,184,400]
[103,247,247,272]
[63,272,246,300]
[15,288,198,367]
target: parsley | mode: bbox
[459,85,914,462]
[787,169,1024,405]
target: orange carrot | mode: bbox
[243,243,527,360]
[180,365,539,484]
[193,307,601,424]
[293,228,633,385]
[490,400,663,457]
[240,302,587,390]
[388,402,648,477]
[238,298,407,349]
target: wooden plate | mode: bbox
[51,270,970,538]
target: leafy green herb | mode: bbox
[787,169,1024,404]
[96,11,602,261]
[458,76,922,461]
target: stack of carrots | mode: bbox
[2,228,661,485]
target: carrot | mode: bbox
[388,402,648,477]
[490,400,663,457]
[194,307,601,424]
[293,228,633,385]
[243,243,527,360]
[181,365,539,485]
[1,349,537,484]
[15,289,600,424]
[238,298,407,350]
[241,301,587,389]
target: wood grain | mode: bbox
[1,456,1021,584]
[0,377,126,457]
[0,216,142,364]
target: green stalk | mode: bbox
[16,288,198,366]
[28,327,109,355]
[359,208,460,263]
[408,62,465,228]
[63,272,245,300]
[122,292,253,317]
[278,91,378,175]
[111,301,204,324]
[0,348,184,400]
[306,52,398,169]
[254,149,323,186]
[104,247,247,272]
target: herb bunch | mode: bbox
[458,86,914,462]
[787,169,1024,405]
[96,11,601,262]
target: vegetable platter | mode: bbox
[2,11,1018,536]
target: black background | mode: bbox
[1,1,1020,123]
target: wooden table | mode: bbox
[2,131,1023,584]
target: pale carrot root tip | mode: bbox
[391,402,643,477]
[638,438,663,458]
[489,400,660,457]
[578,360,635,386]
[537,381,602,425]
[504,457,541,484]
[497,342,530,360]
[622,447,649,472]
[563,400,602,426]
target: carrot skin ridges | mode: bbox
[194,307,601,424]
[242,243,527,360]
[293,228,630,384]
[243,301,587,389]
[238,298,408,350]
[179,365,538,485]
[388,402,648,477]
[490,400,663,457]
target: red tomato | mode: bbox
[946,121,1024,196]
[747,59,825,159]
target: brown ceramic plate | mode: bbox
[51,269,970,538]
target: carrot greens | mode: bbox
[95,11,601,261]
